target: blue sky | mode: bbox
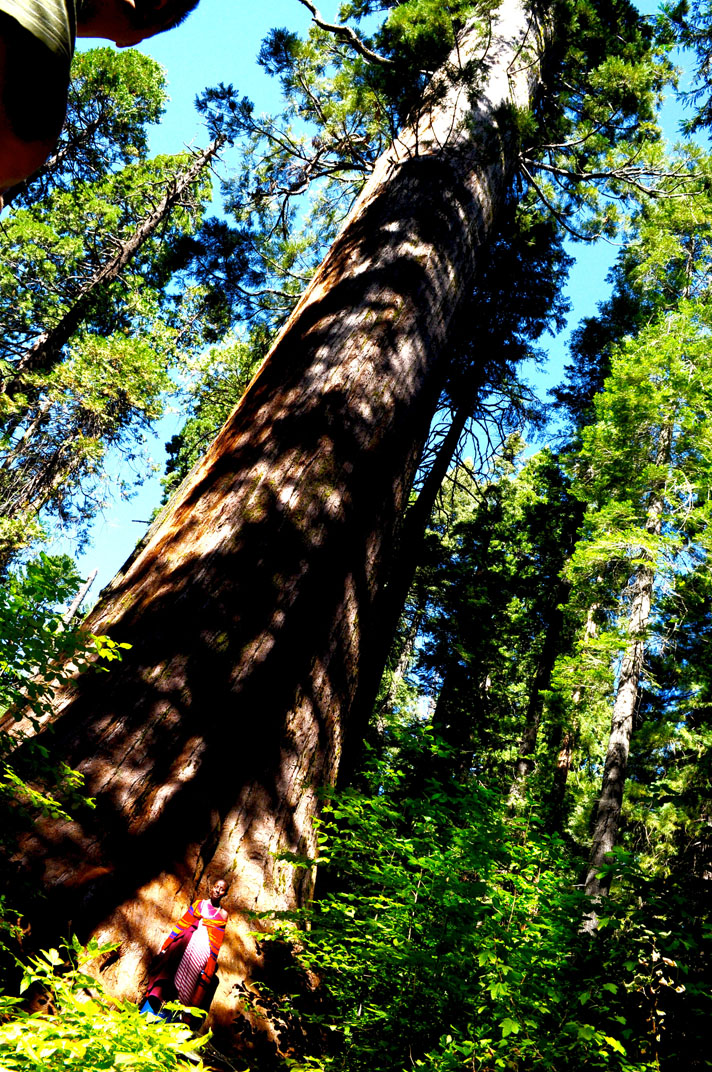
[52,0,692,605]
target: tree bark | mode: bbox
[580,567,652,924]
[548,600,599,829]
[550,728,574,817]
[13,0,548,1053]
[62,569,98,625]
[583,421,672,927]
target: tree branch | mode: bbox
[296,0,395,66]
[521,156,691,198]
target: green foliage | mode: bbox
[525,0,675,237]
[0,555,127,967]
[399,441,578,784]
[0,152,210,370]
[5,48,168,210]
[162,329,269,499]
[0,553,125,722]
[0,938,208,1070]
[272,130,712,1072]
[0,141,215,559]
[554,148,712,424]
[208,0,669,339]
[0,5,708,1071]
[377,0,477,68]
[254,721,709,1071]
[664,0,712,132]
[542,166,712,868]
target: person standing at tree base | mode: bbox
[142,878,230,1023]
[0,0,200,196]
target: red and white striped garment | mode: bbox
[174,899,225,1006]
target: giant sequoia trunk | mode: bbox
[14,0,547,1051]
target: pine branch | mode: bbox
[296,0,395,66]
[521,156,691,198]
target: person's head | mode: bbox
[0,0,201,200]
[76,0,200,48]
[209,876,230,904]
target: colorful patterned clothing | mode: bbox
[146,898,228,1013]
[173,900,225,1006]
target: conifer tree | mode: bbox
[568,304,712,918]
[0,55,227,562]
[0,48,168,211]
[6,0,674,1051]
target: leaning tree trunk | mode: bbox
[582,422,672,929]
[580,566,652,925]
[14,0,547,1054]
[548,598,599,827]
[549,728,574,823]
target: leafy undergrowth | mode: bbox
[0,938,208,1071]
[250,733,711,1072]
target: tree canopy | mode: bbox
[0,2,711,1070]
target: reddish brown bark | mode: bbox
[14,0,547,1052]
[551,729,574,801]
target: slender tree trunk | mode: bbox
[345,398,473,775]
[62,569,98,625]
[0,406,102,567]
[372,605,422,740]
[0,140,223,565]
[423,521,497,785]
[0,136,223,400]
[549,601,599,829]
[583,422,672,927]
[509,579,570,805]
[429,660,488,779]
[550,728,574,813]
[509,499,584,807]
[390,402,473,628]
[581,568,651,918]
[13,1,548,1053]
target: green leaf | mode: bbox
[604,1035,626,1055]
[499,1018,521,1038]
